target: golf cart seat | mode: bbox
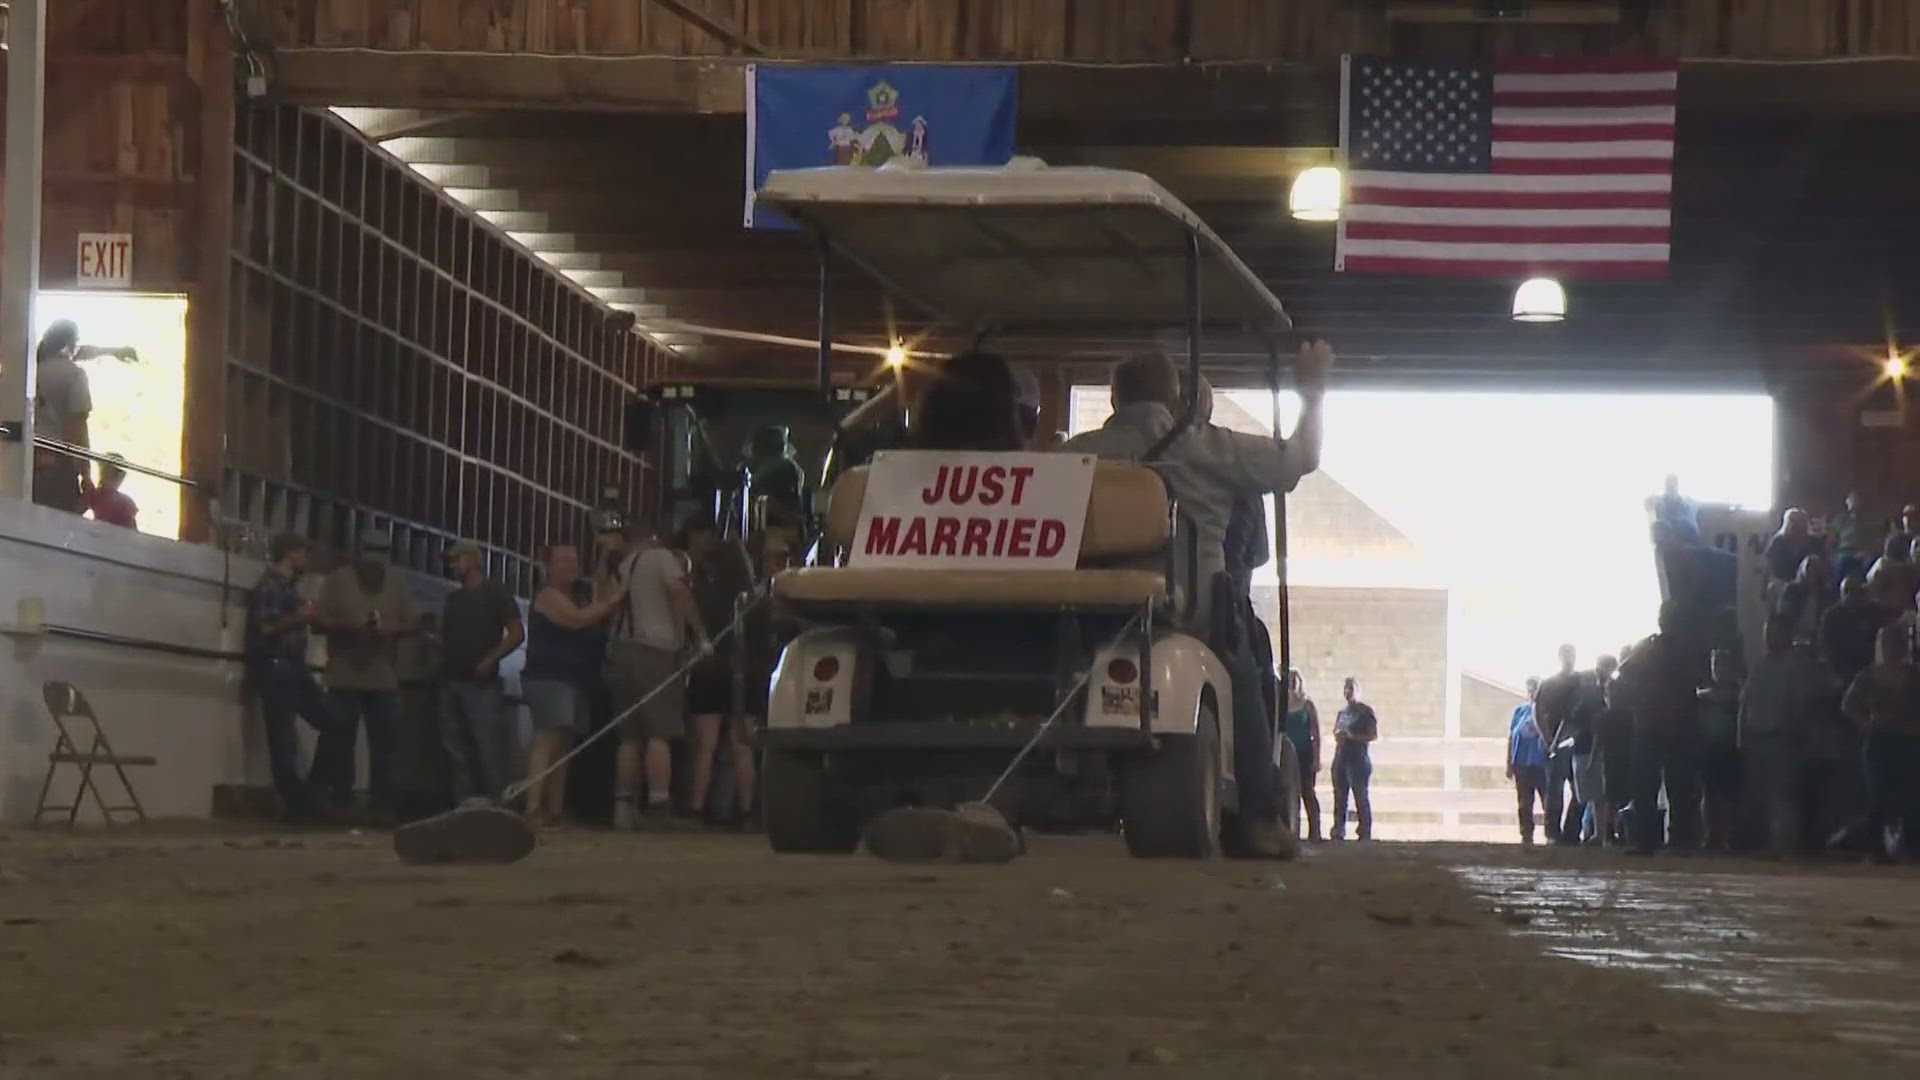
[775,459,1171,612]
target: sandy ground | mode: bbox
[2,828,1918,1079]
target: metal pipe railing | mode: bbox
[0,423,201,489]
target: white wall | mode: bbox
[0,501,256,822]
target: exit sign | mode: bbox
[77,233,133,287]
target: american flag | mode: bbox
[1336,56,1678,279]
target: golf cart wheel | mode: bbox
[1275,737,1303,839]
[1119,704,1222,859]
[763,748,860,854]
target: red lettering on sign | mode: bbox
[920,465,950,505]
[978,465,1007,505]
[1036,520,1067,558]
[993,518,1010,556]
[1006,518,1036,557]
[961,518,991,556]
[898,517,929,556]
[930,517,960,556]
[1008,466,1034,505]
[865,516,901,556]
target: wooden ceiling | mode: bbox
[262,0,1920,389]
[332,103,1920,390]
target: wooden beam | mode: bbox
[644,0,766,57]
[266,48,1920,122]
[182,0,231,544]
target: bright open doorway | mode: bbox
[1069,385,1776,840]
[33,292,189,540]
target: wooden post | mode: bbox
[182,0,233,543]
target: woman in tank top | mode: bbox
[522,543,622,826]
[1284,670,1323,842]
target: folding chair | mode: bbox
[33,682,156,828]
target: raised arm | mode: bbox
[1220,339,1331,496]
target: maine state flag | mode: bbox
[745,65,1018,229]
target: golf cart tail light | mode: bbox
[812,656,841,682]
[1107,658,1138,685]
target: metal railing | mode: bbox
[0,425,202,490]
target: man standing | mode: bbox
[1831,492,1875,582]
[1842,625,1920,863]
[30,320,136,514]
[608,524,712,829]
[1534,644,1586,844]
[1822,575,1887,686]
[244,535,333,819]
[1743,616,1842,858]
[682,518,758,825]
[1696,649,1745,851]
[1568,656,1620,844]
[315,529,417,813]
[1617,600,1706,855]
[1330,677,1378,841]
[1507,677,1548,845]
[1064,342,1330,859]
[438,541,525,805]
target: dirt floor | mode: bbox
[3,828,1918,1079]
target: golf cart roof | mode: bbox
[757,164,1290,336]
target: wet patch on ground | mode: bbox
[1456,861,1920,1059]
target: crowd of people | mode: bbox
[238,339,1334,853]
[1282,673,1381,841]
[244,517,792,829]
[1505,488,1920,862]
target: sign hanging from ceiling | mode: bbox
[77,233,133,288]
[851,451,1096,570]
[743,64,1018,229]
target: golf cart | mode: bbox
[755,162,1300,857]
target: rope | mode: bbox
[978,607,1148,807]
[500,583,771,804]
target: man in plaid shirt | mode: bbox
[246,535,335,819]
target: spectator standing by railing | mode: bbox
[1285,671,1324,842]
[1743,616,1843,858]
[681,519,758,826]
[30,319,136,514]
[1330,677,1378,842]
[1867,534,1918,611]
[1618,600,1706,855]
[1822,575,1888,686]
[244,535,333,820]
[521,543,620,826]
[437,541,525,806]
[1831,493,1876,582]
[315,529,417,815]
[1535,644,1586,844]
[608,524,712,830]
[1696,649,1745,851]
[1507,676,1547,845]
[1842,625,1920,863]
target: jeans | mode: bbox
[1632,726,1704,852]
[439,682,507,804]
[315,688,400,810]
[1221,652,1280,822]
[1512,764,1547,841]
[252,661,334,814]
[1543,751,1581,842]
[1863,733,1920,857]
[1331,745,1372,840]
